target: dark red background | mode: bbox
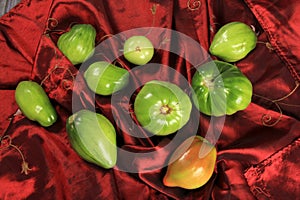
[0,0,299,199]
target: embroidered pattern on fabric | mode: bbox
[99,4,158,44]
[40,65,75,91]
[150,4,158,15]
[44,18,77,37]
[257,41,274,52]
[253,186,272,198]
[40,48,76,92]
[44,18,59,35]
[187,0,201,11]
[249,25,273,52]
[253,81,300,127]
[0,133,32,175]
[250,25,274,52]
[246,138,300,198]
[145,4,159,36]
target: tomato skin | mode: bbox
[66,109,117,169]
[191,60,252,116]
[209,21,257,62]
[163,136,217,189]
[123,36,154,65]
[134,80,192,136]
[84,61,129,95]
[57,24,96,65]
[15,81,57,127]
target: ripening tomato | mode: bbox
[163,135,217,189]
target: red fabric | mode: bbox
[1,0,300,199]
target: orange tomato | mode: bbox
[163,136,217,189]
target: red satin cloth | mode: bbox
[1,0,300,199]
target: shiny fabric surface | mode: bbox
[0,0,299,199]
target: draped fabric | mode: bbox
[0,0,299,199]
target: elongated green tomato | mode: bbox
[192,60,253,116]
[66,110,117,169]
[57,24,96,65]
[84,61,129,95]
[163,136,217,189]
[134,80,192,136]
[209,21,257,62]
[15,81,57,127]
[123,36,154,65]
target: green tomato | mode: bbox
[134,80,192,136]
[191,60,252,116]
[84,61,129,95]
[209,22,257,62]
[57,24,96,65]
[66,109,117,169]
[123,36,154,65]
[15,81,57,127]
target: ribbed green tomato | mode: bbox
[209,21,257,62]
[15,81,57,127]
[66,110,117,169]
[84,61,129,95]
[134,80,192,136]
[192,60,252,116]
[57,24,96,65]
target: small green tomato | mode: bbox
[123,36,154,65]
